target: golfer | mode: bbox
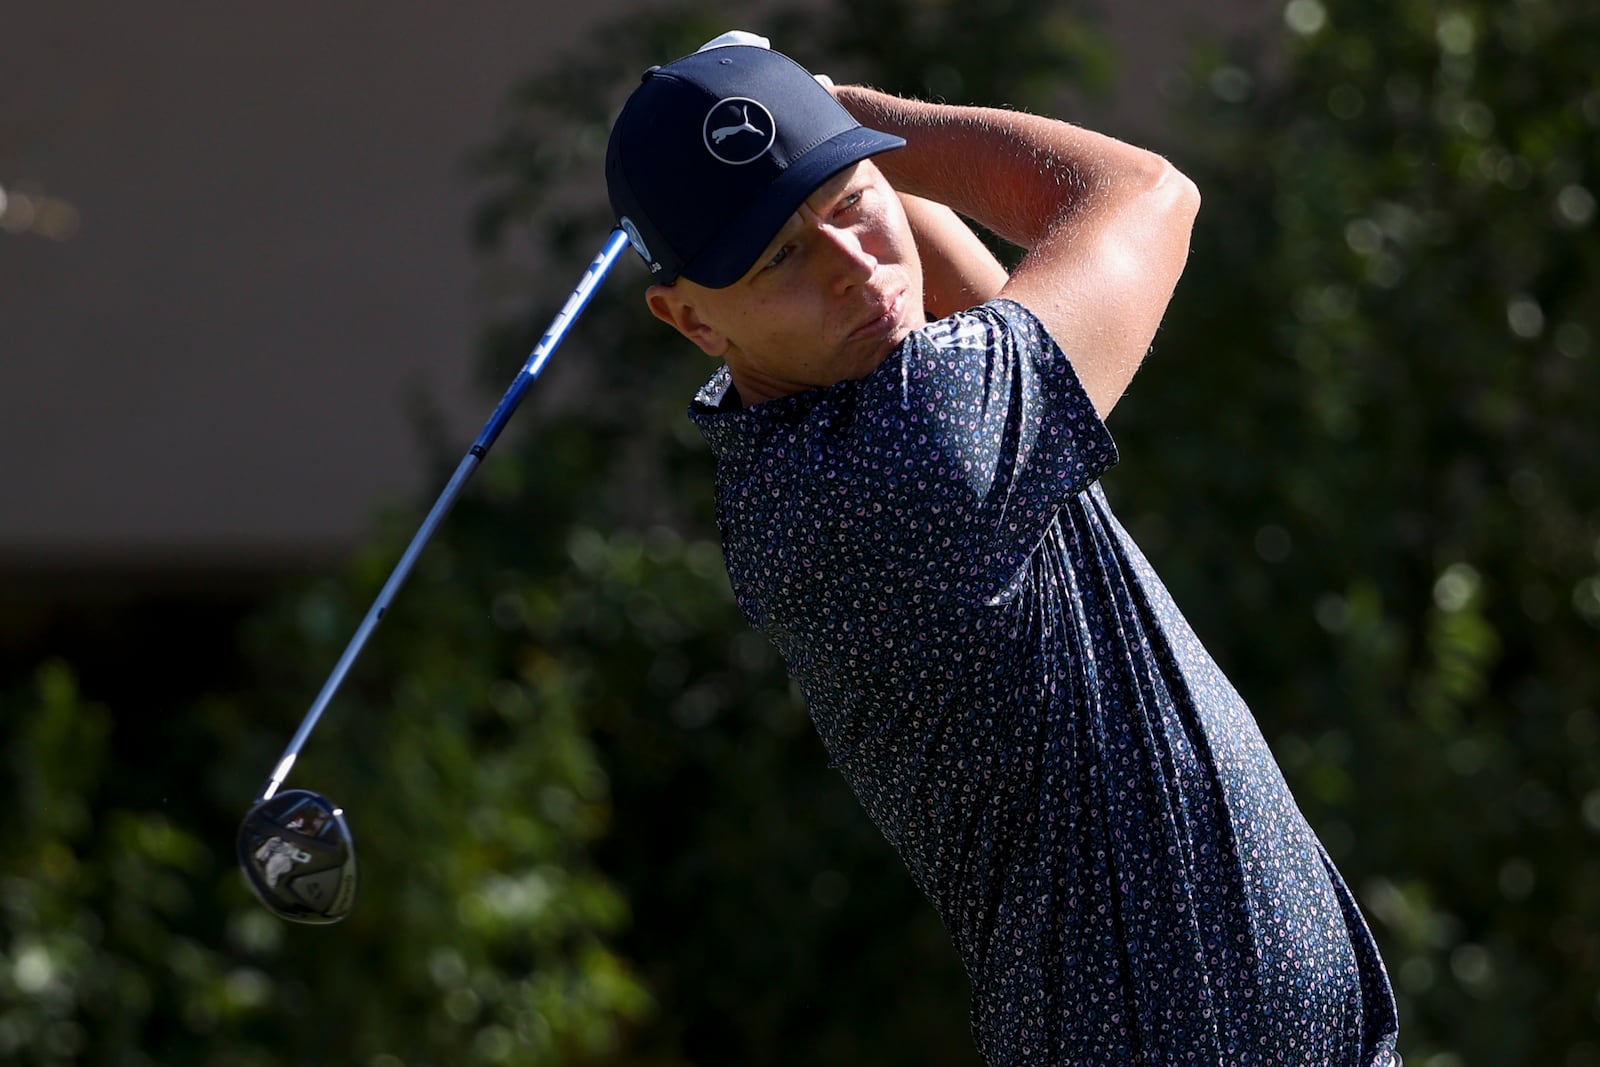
[606,35,1401,1066]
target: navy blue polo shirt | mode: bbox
[689,299,1400,1065]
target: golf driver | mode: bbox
[238,228,631,923]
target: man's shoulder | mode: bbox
[918,298,1027,341]
[910,299,1061,370]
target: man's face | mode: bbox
[646,160,925,405]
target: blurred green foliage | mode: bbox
[3,0,1598,1064]
[1130,0,1600,1062]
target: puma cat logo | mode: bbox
[711,105,765,144]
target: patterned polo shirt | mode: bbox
[689,299,1400,1065]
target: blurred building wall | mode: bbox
[0,0,1263,584]
[1,0,634,575]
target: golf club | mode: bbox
[238,228,631,923]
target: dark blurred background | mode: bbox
[3,0,1596,1064]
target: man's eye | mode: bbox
[764,245,792,270]
[839,192,863,212]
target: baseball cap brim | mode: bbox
[680,126,906,289]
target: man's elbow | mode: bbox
[1139,154,1201,230]
[1119,155,1200,283]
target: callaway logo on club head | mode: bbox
[703,98,775,166]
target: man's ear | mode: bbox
[646,285,729,357]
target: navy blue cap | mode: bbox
[606,46,905,289]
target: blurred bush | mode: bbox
[1123,0,1600,1062]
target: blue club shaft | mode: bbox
[257,228,631,802]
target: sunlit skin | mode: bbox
[646,161,926,406]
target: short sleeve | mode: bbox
[856,298,1119,597]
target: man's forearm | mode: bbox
[836,86,1172,253]
[897,193,1008,317]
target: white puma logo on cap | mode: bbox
[703,97,776,166]
[711,105,765,144]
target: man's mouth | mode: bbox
[847,289,906,343]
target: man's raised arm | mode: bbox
[837,87,1200,418]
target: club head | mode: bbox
[237,789,358,924]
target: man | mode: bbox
[605,35,1401,1066]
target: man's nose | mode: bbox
[817,225,876,290]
